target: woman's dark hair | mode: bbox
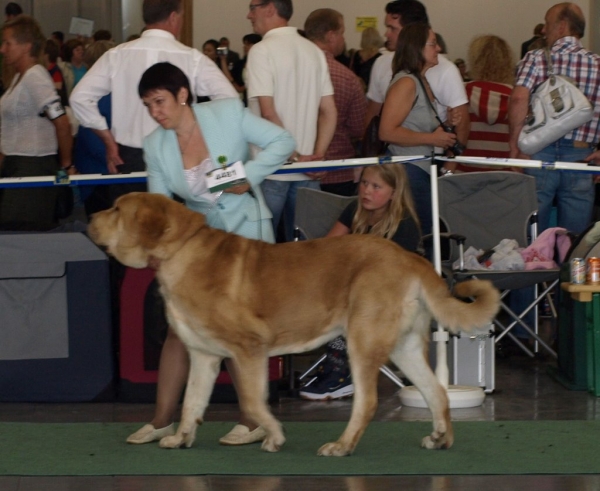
[5,2,23,17]
[242,33,262,45]
[93,29,112,41]
[44,38,60,63]
[51,30,64,43]
[392,23,431,76]
[138,62,193,105]
[63,38,84,62]
[202,38,219,50]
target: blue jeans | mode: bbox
[512,138,593,339]
[526,137,594,235]
[260,179,321,242]
[403,163,432,237]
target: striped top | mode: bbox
[458,80,512,172]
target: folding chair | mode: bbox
[437,171,560,358]
[289,187,405,390]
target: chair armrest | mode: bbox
[421,233,468,270]
[421,232,466,244]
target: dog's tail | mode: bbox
[420,275,500,333]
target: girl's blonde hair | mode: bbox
[468,35,515,85]
[360,27,384,56]
[352,164,420,239]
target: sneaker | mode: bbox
[299,371,354,401]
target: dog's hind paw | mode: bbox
[159,434,192,449]
[261,434,285,453]
[317,442,352,457]
[421,434,450,450]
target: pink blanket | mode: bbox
[520,227,571,270]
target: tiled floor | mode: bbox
[1,353,599,490]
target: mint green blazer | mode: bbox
[143,98,295,243]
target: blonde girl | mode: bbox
[299,163,421,401]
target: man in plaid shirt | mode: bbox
[304,8,367,197]
[508,2,600,235]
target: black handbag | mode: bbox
[361,113,388,157]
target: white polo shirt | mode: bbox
[246,26,334,181]
[366,51,467,121]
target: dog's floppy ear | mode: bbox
[134,197,169,250]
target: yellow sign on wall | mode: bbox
[356,17,378,32]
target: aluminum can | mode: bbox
[570,258,586,284]
[586,257,600,285]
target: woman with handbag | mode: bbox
[378,23,458,239]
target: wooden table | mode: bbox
[561,282,600,303]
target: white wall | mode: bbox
[0,1,596,64]
[0,0,119,42]
[193,0,593,66]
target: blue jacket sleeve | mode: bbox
[238,107,296,188]
[143,131,173,198]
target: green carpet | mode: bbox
[0,421,598,476]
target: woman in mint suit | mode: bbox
[127,62,295,446]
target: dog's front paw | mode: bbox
[421,433,450,450]
[159,433,194,449]
[317,442,352,457]
[261,433,285,453]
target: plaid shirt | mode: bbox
[322,51,367,184]
[515,36,600,143]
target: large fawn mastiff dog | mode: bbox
[89,192,499,456]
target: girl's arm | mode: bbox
[326,221,351,238]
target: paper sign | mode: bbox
[69,17,94,37]
[356,17,378,32]
[206,160,248,193]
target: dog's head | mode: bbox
[88,192,205,268]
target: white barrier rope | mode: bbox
[0,156,424,189]
[1,155,599,189]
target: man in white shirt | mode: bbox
[70,0,236,180]
[246,0,337,242]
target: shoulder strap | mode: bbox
[544,48,556,81]
[415,74,444,126]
